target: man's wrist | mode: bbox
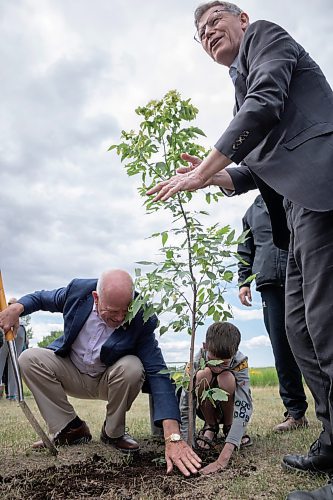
[165,433,183,443]
[11,302,25,315]
[162,419,181,441]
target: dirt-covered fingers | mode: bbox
[199,460,224,475]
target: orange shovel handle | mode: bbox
[0,270,16,341]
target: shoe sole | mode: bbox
[281,460,331,476]
[100,436,140,454]
[274,425,309,433]
[114,446,140,454]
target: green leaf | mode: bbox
[200,389,216,407]
[158,369,172,375]
[170,371,185,382]
[143,304,156,322]
[135,261,156,266]
[161,232,168,246]
[191,127,206,137]
[207,359,224,367]
[213,311,221,322]
[206,271,216,280]
[242,274,257,285]
[226,229,236,245]
[207,305,215,316]
[131,298,144,317]
[223,270,234,282]
[211,388,229,402]
[199,357,206,370]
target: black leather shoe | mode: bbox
[32,421,92,448]
[100,423,139,453]
[286,481,333,499]
[282,440,333,475]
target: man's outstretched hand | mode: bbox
[165,440,202,476]
[177,153,203,173]
[146,151,206,201]
[146,169,206,202]
[146,149,233,201]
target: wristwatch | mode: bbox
[165,433,182,443]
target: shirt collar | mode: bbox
[229,55,239,85]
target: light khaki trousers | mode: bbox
[19,348,145,438]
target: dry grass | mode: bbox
[0,387,328,499]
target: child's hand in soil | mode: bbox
[199,442,234,475]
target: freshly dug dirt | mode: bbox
[0,449,257,499]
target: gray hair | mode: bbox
[96,269,134,299]
[194,1,242,28]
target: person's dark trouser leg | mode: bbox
[285,203,333,448]
[261,286,307,419]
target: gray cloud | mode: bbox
[0,0,331,366]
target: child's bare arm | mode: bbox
[199,442,236,475]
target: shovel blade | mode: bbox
[19,401,58,456]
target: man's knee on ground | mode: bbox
[217,371,236,396]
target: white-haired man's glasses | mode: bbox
[194,8,241,44]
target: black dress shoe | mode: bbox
[282,440,333,475]
[100,423,139,453]
[32,421,92,448]
[287,481,333,499]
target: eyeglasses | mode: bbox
[194,8,241,44]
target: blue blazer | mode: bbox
[19,278,180,425]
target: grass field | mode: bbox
[249,367,279,387]
[0,382,329,499]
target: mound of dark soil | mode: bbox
[0,452,200,499]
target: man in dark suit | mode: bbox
[0,269,201,476]
[237,195,308,432]
[148,1,333,496]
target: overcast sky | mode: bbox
[1,0,332,366]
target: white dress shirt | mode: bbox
[70,306,115,376]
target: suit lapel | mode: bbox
[66,293,94,343]
[235,72,247,111]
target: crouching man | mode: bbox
[0,269,201,476]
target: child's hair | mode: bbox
[205,322,241,358]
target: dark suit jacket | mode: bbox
[225,164,290,249]
[18,278,180,425]
[216,20,333,247]
[237,195,288,290]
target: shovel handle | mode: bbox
[5,329,15,341]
